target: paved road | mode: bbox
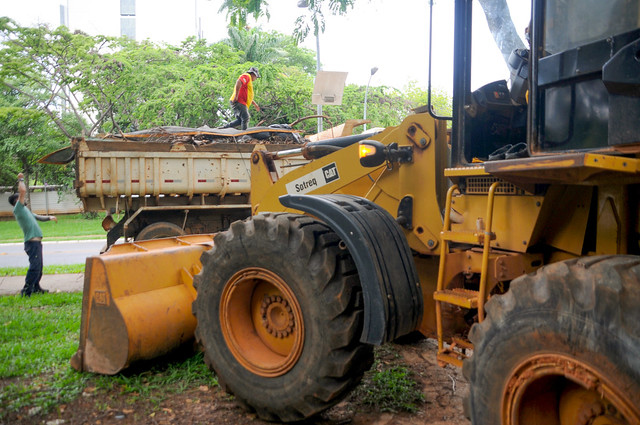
[0,239,105,268]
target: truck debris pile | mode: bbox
[105,125,306,146]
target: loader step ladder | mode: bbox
[434,181,500,368]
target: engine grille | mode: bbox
[465,177,523,195]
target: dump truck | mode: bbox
[67,0,640,424]
[41,125,311,249]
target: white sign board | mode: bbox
[312,71,348,106]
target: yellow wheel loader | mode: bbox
[70,0,640,423]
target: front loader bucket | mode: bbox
[70,235,214,375]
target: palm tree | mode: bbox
[223,27,284,64]
[218,0,269,29]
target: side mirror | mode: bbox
[359,140,387,167]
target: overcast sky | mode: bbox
[1,0,529,91]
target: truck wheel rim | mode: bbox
[502,353,638,425]
[219,268,304,377]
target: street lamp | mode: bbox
[363,66,378,131]
[298,0,323,133]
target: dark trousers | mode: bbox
[22,240,43,296]
[226,102,250,130]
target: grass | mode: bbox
[0,213,107,243]
[0,264,85,277]
[0,292,217,420]
[356,346,425,413]
[0,293,89,417]
[92,352,216,408]
[0,293,82,378]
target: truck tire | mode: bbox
[193,213,373,422]
[135,221,185,240]
[463,256,640,425]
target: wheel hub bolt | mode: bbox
[260,295,295,338]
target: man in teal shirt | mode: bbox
[8,173,57,297]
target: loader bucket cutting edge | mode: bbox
[70,235,213,375]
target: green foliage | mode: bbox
[0,18,453,183]
[293,0,355,42]
[277,35,317,74]
[76,37,240,132]
[0,19,86,187]
[218,0,271,29]
[0,18,96,137]
[223,27,316,73]
[404,81,453,118]
[225,27,280,63]
[255,64,317,131]
[218,0,355,42]
[0,17,453,135]
[0,106,70,187]
[325,85,411,130]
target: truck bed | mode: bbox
[70,130,307,212]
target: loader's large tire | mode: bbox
[463,256,640,425]
[193,213,374,422]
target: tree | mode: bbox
[218,0,271,29]
[219,0,355,42]
[478,0,526,63]
[224,27,285,63]
[0,81,78,188]
[251,63,316,131]
[0,18,114,137]
[223,27,316,72]
[0,19,250,133]
[0,106,69,190]
[77,37,244,131]
[292,0,355,42]
[403,82,453,118]
[0,17,449,152]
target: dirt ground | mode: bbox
[15,338,471,425]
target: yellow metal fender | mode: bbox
[70,235,213,375]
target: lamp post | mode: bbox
[363,66,378,131]
[298,0,323,133]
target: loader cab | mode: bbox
[451,0,640,167]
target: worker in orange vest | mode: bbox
[222,67,261,130]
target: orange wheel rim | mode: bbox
[502,353,640,425]
[219,268,304,377]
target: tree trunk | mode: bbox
[477,0,526,64]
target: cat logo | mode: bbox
[322,163,339,183]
